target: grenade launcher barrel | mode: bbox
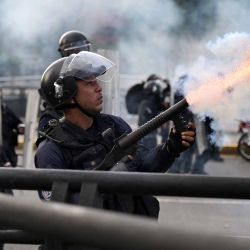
[95,98,189,170]
[118,98,189,148]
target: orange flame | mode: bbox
[186,59,250,106]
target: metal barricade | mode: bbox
[0,168,250,249]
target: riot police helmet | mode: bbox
[39,51,116,109]
[143,74,171,103]
[146,74,160,82]
[58,30,91,57]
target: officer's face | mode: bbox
[75,79,103,114]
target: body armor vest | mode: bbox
[37,114,159,218]
[38,114,117,170]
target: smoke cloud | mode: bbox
[1,0,250,77]
[174,32,250,145]
[1,0,250,146]
[0,0,217,76]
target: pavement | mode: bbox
[158,154,250,238]
[221,145,238,155]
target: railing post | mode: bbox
[50,181,70,202]
[44,181,70,250]
[79,182,102,208]
[71,183,103,250]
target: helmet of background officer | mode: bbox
[144,74,170,97]
[58,30,91,57]
[39,51,116,114]
[146,74,159,82]
[143,74,171,110]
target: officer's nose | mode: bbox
[96,81,102,92]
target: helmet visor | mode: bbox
[63,41,91,51]
[60,51,116,82]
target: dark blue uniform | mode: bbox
[1,104,22,167]
[138,97,159,148]
[138,96,169,148]
[35,113,175,218]
[38,108,64,132]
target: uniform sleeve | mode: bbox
[35,140,65,170]
[107,114,175,173]
[34,140,65,201]
[128,141,175,173]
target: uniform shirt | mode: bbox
[35,114,175,201]
[38,109,64,132]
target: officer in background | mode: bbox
[58,30,91,57]
[38,30,91,132]
[0,103,24,225]
[137,74,171,148]
[0,103,24,167]
[35,51,196,218]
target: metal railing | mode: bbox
[1,168,250,198]
[0,75,40,89]
[0,192,249,250]
[1,168,250,249]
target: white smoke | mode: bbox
[2,0,250,146]
[0,0,207,75]
[174,32,250,145]
[2,0,250,76]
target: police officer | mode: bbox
[137,74,171,148]
[0,103,24,167]
[0,103,24,250]
[38,30,91,132]
[35,51,196,218]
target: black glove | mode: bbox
[165,129,185,157]
[164,114,193,157]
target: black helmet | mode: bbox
[39,51,116,109]
[146,74,160,82]
[58,30,91,57]
[39,57,77,109]
[143,76,171,103]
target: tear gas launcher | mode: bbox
[95,98,189,170]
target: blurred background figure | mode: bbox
[0,102,24,202]
[0,103,25,167]
[191,116,224,174]
[38,30,92,133]
[126,73,171,148]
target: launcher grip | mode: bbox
[172,114,189,133]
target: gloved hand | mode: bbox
[165,122,196,157]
